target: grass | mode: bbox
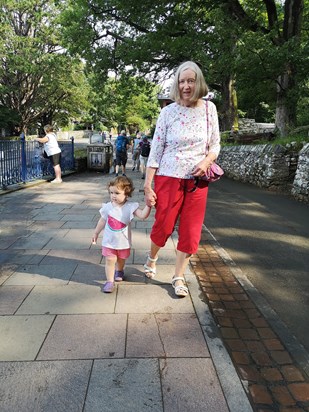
[221,130,309,148]
[74,148,87,158]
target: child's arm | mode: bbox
[92,217,106,244]
[134,205,151,220]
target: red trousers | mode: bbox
[150,176,209,254]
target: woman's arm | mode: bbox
[36,136,48,144]
[192,102,221,177]
[144,167,157,207]
[91,217,106,244]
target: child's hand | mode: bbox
[91,233,98,245]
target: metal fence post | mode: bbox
[20,132,27,183]
[70,136,74,169]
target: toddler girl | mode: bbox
[92,176,151,293]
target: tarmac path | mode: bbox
[205,177,309,353]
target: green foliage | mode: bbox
[60,0,307,135]
[84,73,160,133]
[0,0,91,133]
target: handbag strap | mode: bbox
[206,100,209,154]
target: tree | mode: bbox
[61,0,239,129]
[87,73,160,133]
[0,0,90,134]
[62,0,308,136]
[218,0,307,135]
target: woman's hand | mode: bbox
[191,157,213,177]
[192,153,217,177]
[144,186,157,207]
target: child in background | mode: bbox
[92,176,151,293]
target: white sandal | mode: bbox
[144,254,158,279]
[172,276,188,297]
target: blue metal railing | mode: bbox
[0,136,75,189]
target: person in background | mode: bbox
[92,176,151,293]
[132,132,142,171]
[139,136,151,179]
[115,130,130,176]
[143,61,220,297]
[36,124,62,183]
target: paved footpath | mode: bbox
[0,165,308,412]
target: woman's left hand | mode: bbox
[191,158,212,177]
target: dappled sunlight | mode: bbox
[212,227,308,250]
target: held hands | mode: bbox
[144,187,157,207]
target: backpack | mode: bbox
[140,141,151,157]
[116,136,127,153]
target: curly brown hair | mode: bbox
[108,176,134,197]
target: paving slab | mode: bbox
[115,284,194,314]
[84,358,163,412]
[9,235,53,249]
[0,285,32,314]
[37,314,127,360]
[41,249,102,264]
[30,220,67,229]
[69,262,105,285]
[43,236,93,249]
[0,315,54,360]
[70,264,148,285]
[31,212,64,221]
[133,248,176,265]
[61,221,97,229]
[126,314,166,357]
[126,313,210,358]
[4,263,77,285]
[0,263,18,285]
[16,284,115,315]
[160,358,229,412]
[0,360,92,412]
[0,250,47,265]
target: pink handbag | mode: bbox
[201,162,224,182]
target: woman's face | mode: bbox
[178,69,196,106]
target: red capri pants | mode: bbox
[150,175,209,255]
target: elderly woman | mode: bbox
[143,61,220,297]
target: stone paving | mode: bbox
[0,170,251,412]
[0,166,308,412]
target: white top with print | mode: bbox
[147,101,220,179]
[99,201,139,249]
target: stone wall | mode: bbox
[217,142,309,203]
[57,130,92,140]
[238,118,275,134]
[291,143,309,203]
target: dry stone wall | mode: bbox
[217,142,308,203]
[291,143,309,203]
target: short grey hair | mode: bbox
[169,61,208,104]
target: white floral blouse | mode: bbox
[147,100,221,179]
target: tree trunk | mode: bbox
[220,76,238,132]
[275,65,297,137]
